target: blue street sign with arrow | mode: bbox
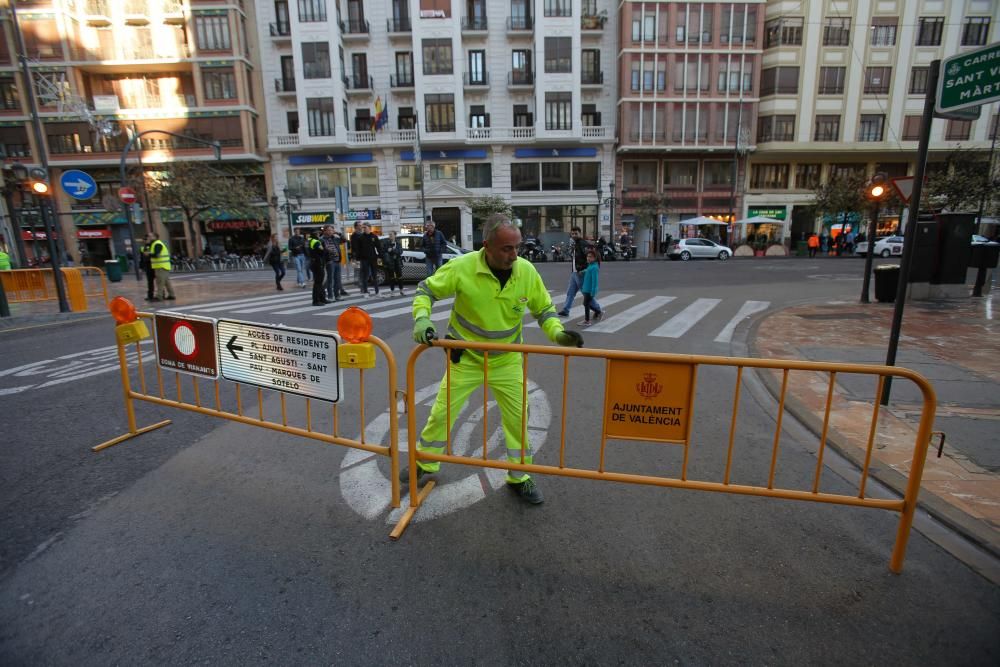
[60,169,97,200]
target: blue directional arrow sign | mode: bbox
[60,169,98,200]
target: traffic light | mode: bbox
[27,167,50,196]
[866,172,889,201]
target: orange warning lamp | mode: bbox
[110,296,138,324]
[109,296,150,344]
[337,306,372,343]
[337,307,376,369]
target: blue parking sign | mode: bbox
[60,170,98,200]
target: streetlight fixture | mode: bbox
[860,172,890,304]
[278,187,303,239]
[597,180,618,244]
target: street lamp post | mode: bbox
[278,187,302,238]
[598,181,618,245]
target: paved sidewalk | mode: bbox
[749,292,1000,560]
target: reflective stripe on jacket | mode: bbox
[412,249,564,347]
[150,240,170,270]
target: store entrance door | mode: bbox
[431,207,460,245]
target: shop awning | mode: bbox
[734,216,789,225]
[680,216,728,226]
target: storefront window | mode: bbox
[396,164,422,191]
[511,163,540,190]
[429,163,459,180]
[287,169,318,198]
[349,166,379,196]
[317,168,349,197]
[541,162,571,190]
[572,162,600,189]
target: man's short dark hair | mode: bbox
[571,226,582,233]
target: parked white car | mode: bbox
[855,235,904,258]
[667,238,733,261]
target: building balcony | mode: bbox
[462,16,488,34]
[83,0,111,26]
[269,22,292,38]
[73,43,190,65]
[581,71,603,87]
[268,133,300,149]
[581,14,607,32]
[387,17,412,38]
[390,73,414,89]
[507,71,534,88]
[581,125,611,140]
[506,16,533,33]
[341,19,370,40]
[343,75,373,95]
[274,78,296,95]
[0,143,31,159]
[463,72,489,89]
[465,126,536,142]
[346,129,417,146]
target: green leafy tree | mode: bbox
[146,162,266,257]
[923,148,998,216]
[813,172,868,233]
[468,194,513,227]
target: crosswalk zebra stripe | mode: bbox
[648,298,721,338]
[182,291,309,312]
[524,293,633,329]
[266,293,381,315]
[714,301,770,343]
[586,295,676,333]
[369,298,456,319]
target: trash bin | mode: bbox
[104,259,123,283]
[117,255,129,272]
[796,240,807,256]
[873,264,900,303]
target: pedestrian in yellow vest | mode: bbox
[401,214,584,504]
[0,247,11,271]
[149,232,175,301]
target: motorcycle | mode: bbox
[550,243,565,262]
[598,242,617,262]
[519,237,547,263]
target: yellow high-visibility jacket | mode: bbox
[150,239,171,270]
[413,249,564,347]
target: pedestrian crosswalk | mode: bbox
[167,290,770,344]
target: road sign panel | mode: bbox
[60,170,97,200]
[119,187,138,204]
[154,313,220,379]
[603,359,694,443]
[217,320,341,402]
[890,176,915,204]
[937,41,1000,113]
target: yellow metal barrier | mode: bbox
[95,311,402,510]
[392,339,937,574]
[0,267,108,311]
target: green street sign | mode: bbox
[937,41,1000,113]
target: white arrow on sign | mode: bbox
[66,179,93,195]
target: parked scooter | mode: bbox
[550,242,565,262]
[519,237,548,263]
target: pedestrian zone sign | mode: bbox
[937,41,1000,113]
[154,313,219,379]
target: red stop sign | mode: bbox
[119,187,137,204]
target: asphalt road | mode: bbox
[1,256,997,664]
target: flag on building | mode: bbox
[373,96,388,133]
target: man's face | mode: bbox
[570,229,580,239]
[483,226,521,271]
[323,226,333,237]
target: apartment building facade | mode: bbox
[258,0,616,247]
[615,0,764,249]
[748,0,999,243]
[0,0,267,264]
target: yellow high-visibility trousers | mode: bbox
[416,352,532,483]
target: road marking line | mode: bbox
[649,298,721,338]
[714,301,770,343]
[586,296,675,333]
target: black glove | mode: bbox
[555,330,584,348]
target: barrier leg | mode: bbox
[92,340,171,452]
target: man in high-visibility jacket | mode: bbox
[403,214,584,504]
[149,232,175,300]
[308,230,329,306]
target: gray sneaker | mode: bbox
[399,466,431,483]
[507,477,544,504]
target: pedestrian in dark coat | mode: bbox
[383,231,405,296]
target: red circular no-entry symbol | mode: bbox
[118,187,137,205]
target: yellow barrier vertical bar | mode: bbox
[258,388,264,421]
[520,352,528,464]
[305,398,312,432]
[767,369,790,489]
[368,336,401,510]
[236,384,243,416]
[480,350,487,460]
[812,372,837,494]
[680,365,699,481]
[193,376,201,408]
[175,372,182,403]
[331,403,338,436]
[98,270,109,306]
[156,361,165,398]
[119,340,138,434]
[723,366,743,485]
[889,377,937,573]
[136,341,148,395]
[445,349,452,456]
[214,381,221,411]
[559,354,569,469]
[281,394,288,426]
[61,268,87,311]
[358,369,366,443]
[859,375,886,498]
[598,357,611,473]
